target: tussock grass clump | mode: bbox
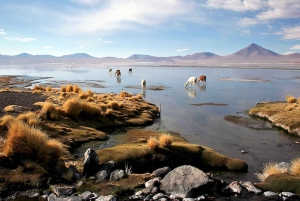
[120,91,132,98]
[32,85,45,92]
[73,85,82,93]
[60,86,67,92]
[0,115,16,127]
[3,121,66,167]
[136,94,143,99]
[87,89,93,97]
[41,102,60,120]
[45,86,52,92]
[99,103,108,111]
[81,102,101,116]
[107,101,119,109]
[255,162,288,181]
[16,112,39,126]
[147,137,159,150]
[290,158,300,176]
[63,98,82,118]
[286,95,297,103]
[78,91,89,99]
[66,84,73,92]
[105,108,113,115]
[159,134,173,147]
[286,104,297,111]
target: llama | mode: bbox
[108,69,112,72]
[198,75,206,84]
[184,77,197,87]
[141,79,146,89]
[115,69,121,77]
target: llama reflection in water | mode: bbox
[198,84,206,92]
[184,87,197,98]
[117,77,121,83]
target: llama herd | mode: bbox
[109,68,206,89]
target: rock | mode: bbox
[239,181,262,194]
[160,165,214,199]
[152,193,166,200]
[95,170,108,184]
[79,191,93,200]
[68,165,82,181]
[3,105,28,113]
[152,167,171,177]
[264,191,279,200]
[95,195,117,201]
[50,185,76,197]
[145,177,161,188]
[110,169,125,181]
[224,181,243,195]
[82,148,100,177]
[279,192,299,201]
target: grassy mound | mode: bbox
[96,129,248,173]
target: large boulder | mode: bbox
[160,165,214,198]
[82,148,100,177]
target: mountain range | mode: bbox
[0,43,299,66]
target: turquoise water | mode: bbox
[1,65,300,181]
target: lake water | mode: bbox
[1,65,300,181]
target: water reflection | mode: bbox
[184,87,197,97]
[142,88,146,98]
[117,77,121,83]
[198,84,206,92]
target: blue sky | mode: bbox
[0,0,300,58]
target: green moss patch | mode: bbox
[255,173,300,194]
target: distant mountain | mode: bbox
[127,54,174,63]
[127,54,156,60]
[14,53,55,58]
[0,54,9,58]
[223,43,281,62]
[60,53,94,58]
[181,52,220,60]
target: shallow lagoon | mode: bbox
[1,65,300,181]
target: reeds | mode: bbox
[255,162,288,181]
[16,111,39,126]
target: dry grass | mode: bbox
[60,86,67,92]
[290,158,300,176]
[107,101,119,109]
[3,121,66,167]
[81,102,101,116]
[32,85,45,92]
[0,115,16,127]
[16,112,39,126]
[105,108,113,115]
[73,85,82,93]
[78,91,89,99]
[147,137,159,150]
[66,84,73,92]
[159,134,173,147]
[286,104,297,111]
[255,162,288,181]
[120,91,132,98]
[45,86,52,92]
[41,102,60,120]
[99,103,108,111]
[87,89,93,97]
[136,94,143,99]
[286,95,297,103]
[63,97,82,118]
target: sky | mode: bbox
[0,0,300,58]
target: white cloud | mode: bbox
[261,32,269,35]
[43,46,53,49]
[282,51,297,55]
[0,29,6,34]
[242,30,250,34]
[238,17,258,26]
[176,48,189,52]
[97,38,113,44]
[267,25,272,30]
[290,44,300,50]
[278,26,300,40]
[4,37,36,42]
[78,46,84,49]
[206,0,267,12]
[61,0,193,33]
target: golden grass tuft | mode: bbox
[159,134,173,147]
[60,86,67,92]
[99,103,108,111]
[45,86,52,92]
[286,95,297,103]
[32,85,45,92]
[78,91,89,99]
[147,137,159,150]
[290,158,300,176]
[255,162,288,181]
[136,94,143,99]
[66,84,74,92]
[63,97,82,118]
[41,102,60,120]
[0,115,16,127]
[3,121,66,167]
[87,89,93,96]
[120,91,132,98]
[286,104,297,111]
[105,108,113,115]
[73,85,82,93]
[81,102,101,116]
[16,112,39,126]
[107,101,119,109]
